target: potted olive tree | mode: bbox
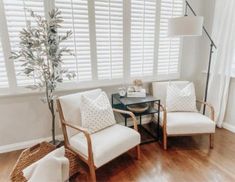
[11,9,75,145]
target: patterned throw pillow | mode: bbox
[166,82,197,112]
[80,91,116,134]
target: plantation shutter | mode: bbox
[95,0,123,80]
[0,36,8,88]
[157,0,183,76]
[130,0,157,77]
[3,0,45,86]
[55,0,92,82]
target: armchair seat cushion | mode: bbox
[155,112,215,135]
[69,124,140,168]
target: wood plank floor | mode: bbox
[1,128,235,182]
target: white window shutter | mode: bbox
[55,0,92,82]
[0,36,8,88]
[3,0,45,86]
[130,0,156,78]
[157,0,183,77]
[95,0,123,80]
[0,0,185,94]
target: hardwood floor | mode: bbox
[0,150,23,182]
[1,128,235,182]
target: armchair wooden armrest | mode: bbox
[112,108,138,131]
[196,100,215,121]
[158,104,167,134]
[56,99,93,156]
[63,122,90,135]
[155,103,168,150]
[154,103,167,126]
[159,104,166,112]
[61,121,94,165]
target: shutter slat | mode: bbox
[130,0,156,77]
[157,0,183,76]
[3,0,45,86]
[95,0,123,80]
[56,0,92,82]
[0,36,9,88]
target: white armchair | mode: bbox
[152,81,216,150]
[56,89,140,182]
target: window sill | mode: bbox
[0,73,180,98]
[0,79,123,98]
[201,70,235,78]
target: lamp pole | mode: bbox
[185,0,217,114]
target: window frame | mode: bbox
[0,0,183,96]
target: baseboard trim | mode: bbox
[0,135,63,154]
[222,123,235,133]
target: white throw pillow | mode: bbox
[80,91,116,134]
[23,147,69,182]
[166,82,197,112]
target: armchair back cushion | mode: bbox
[152,81,189,106]
[59,89,102,137]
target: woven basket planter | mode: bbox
[10,142,82,182]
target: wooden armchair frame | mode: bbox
[160,100,215,150]
[56,100,140,182]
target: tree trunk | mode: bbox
[50,99,56,145]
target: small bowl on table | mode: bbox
[127,103,149,113]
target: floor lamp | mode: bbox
[168,0,217,114]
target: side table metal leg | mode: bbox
[157,118,160,140]
[125,117,127,126]
[140,115,142,125]
[158,101,160,141]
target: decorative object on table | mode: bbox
[167,0,217,114]
[127,79,146,98]
[10,9,76,145]
[127,103,149,113]
[118,87,126,97]
[57,89,140,182]
[10,142,83,182]
[127,87,146,97]
[133,79,143,91]
[152,81,216,150]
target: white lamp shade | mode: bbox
[168,16,204,37]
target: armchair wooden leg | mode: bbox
[163,132,167,150]
[135,145,140,160]
[88,163,96,182]
[210,134,214,149]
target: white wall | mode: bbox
[181,0,216,100]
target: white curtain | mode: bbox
[207,0,235,127]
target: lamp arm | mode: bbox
[185,0,217,49]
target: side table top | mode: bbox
[112,93,159,106]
